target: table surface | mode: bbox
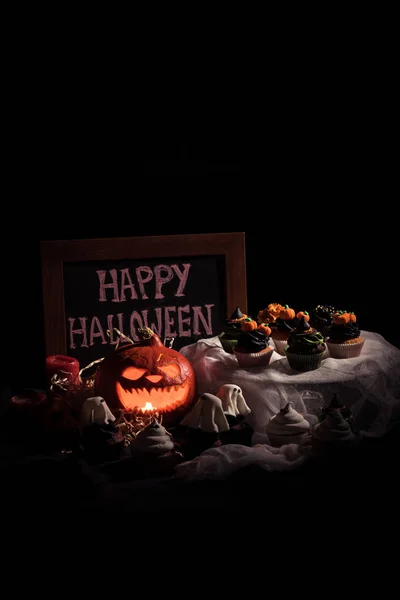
[180,330,400,437]
[1,331,399,517]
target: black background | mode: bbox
[3,129,399,391]
[0,14,399,536]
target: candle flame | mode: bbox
[142,402,154,412]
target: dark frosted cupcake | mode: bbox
[270,305,298,355]
[233,320,273,367]
[326,311,364,358]
[285,316,326,371]
[309,305,335,338]
[219,305,248,353]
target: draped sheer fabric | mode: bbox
[175,331,400,481]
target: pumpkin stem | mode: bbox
[138,327,155,340]
[138,327,164,347]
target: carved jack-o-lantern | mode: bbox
[94,327,196,424]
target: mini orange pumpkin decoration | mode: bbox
[94,327,196,425]
[349,312,357,322]
[333,312,351,325]
[279,305,296,320]
[296,311,310,322]
[258,323,272,336]
[241,318,258,332]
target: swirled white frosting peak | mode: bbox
[132,418,175,454]
[265,403,310,437]
[313,410,355,443]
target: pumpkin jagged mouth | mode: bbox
[116,379,189,411]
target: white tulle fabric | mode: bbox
[175,443,311,482]
[175,331,400,481]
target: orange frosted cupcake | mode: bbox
[257,303,284,325]
[326,311,364,358]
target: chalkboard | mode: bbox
[41,233,247,367]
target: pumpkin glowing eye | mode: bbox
[122,366,147,380]
[145,375,163,383]
[159,364,180,378]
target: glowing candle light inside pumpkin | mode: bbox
[94,327,196,425]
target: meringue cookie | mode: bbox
[265,403,311,447]
[312,410,356,444]
[131,418,174,455]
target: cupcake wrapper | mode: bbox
[219,337,238,354]
[285,350,325,372]
[326,339,364,359]
[267,432,311,447]
[233,346,273,367]
[273,338,289,356]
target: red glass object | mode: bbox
[11,390,47,407]
[45,355,80,389]
[9,390,49,433]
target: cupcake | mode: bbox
[309,304,335,338]
[265,402,311,447]
[233,320,273,367]
[219,305,248,353]
[312,409,357,454]
[285,316,326,372]
[326,311,364,358]
[130,417,183,474]
[270,305,298,355]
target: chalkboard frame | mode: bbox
[40,233,247,357]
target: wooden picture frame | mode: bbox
[40,232,247,358]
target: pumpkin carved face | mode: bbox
[94,328,196,424]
